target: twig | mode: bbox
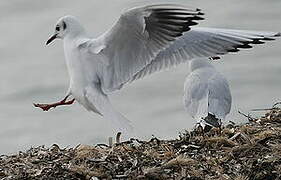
[95,144,109,148]
[273,102,281,107]
[251,108,275,111]
[238,110,256,122]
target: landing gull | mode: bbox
[183,58,231,131]
[34,4,280,135]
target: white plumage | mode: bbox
[36,4,280,135]
[183,59,232,128]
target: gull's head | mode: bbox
[46,15,85,45]
[189,58,214,72]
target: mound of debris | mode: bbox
[1,108,281,180]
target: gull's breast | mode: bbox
[64,40,100,106]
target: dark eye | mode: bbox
[56,26,60,31]
[62,21,67,30]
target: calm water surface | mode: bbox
[0,0,281,153]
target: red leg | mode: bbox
[33,95,75,111]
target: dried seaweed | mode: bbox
[1,108,281,179]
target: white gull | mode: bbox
[184,58,231,131]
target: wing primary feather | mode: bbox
[155,15,196,21]
[190,44,205,57]
[153,26,183,37]
[154,11,202,16]
[192,16,205,20]
[197,43,221,54]
[157,19,191,27]
[186,21,198,26]
[150,29,175,41]
[178,48,189,60]
[151,8,192,11]
[154,15,204,22]
[236,44,253,49]
[156,23,184,32]
[227,48,240,53]
[150,33,168,46]
[150,8,202,14]
[213,36,244,45]
[263,37,275,41]
[204,40,228,54]
[251,39,265,44]
[192,44,213,57]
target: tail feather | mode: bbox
[196,113,221,133]
[84,85,135,138]
[204,113,221,128]
[105,105,134,138]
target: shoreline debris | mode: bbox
[1,108,281,179]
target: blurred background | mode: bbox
[0,0,280,154]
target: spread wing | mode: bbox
[131,27,280,81]
[88,4,204,93]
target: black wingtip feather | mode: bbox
[252,39,265,44]
[152,8,194,12]
[263,37,275,41]
[228,48,240,53]
[192,16,204,20]
[182,26,191,31]
[155,11,199,16]
[187,21,198,26]
[236,44,253,49]
[275,32,281,37]
[146,5,204,42]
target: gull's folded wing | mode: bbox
[183,74,209,119]
[183,67,232,121]
[89,4,204,93]
[207,72,232,120]
[131,27,280,81]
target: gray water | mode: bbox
[0,0,281,154]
